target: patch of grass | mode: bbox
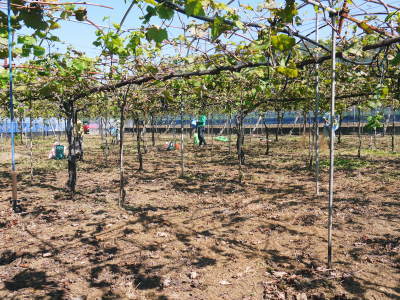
[30,158,67,172]
[363,149,400,157]
[320,157,370,170]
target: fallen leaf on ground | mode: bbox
[162,278,172,287]
[156,231,168,237]
[272,271,287,278]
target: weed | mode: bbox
[319,157,370,170]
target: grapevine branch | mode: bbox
[73,33,400,101]
[154,0,332,53]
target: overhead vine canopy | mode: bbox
[75,0,400,97]
[0,0,111,59]
[0,0,399,106]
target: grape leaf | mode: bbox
[33,45,45,56]
[146,27,168,45]
[390,52,400,66]
[211,16,231,40]
[271,34,295,51]
[157,4,174,19]
[185,0,205,16]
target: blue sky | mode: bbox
[52,0,322,57]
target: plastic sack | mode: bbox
[214,136,229,142]
[55,145,65,160]
[193,133,199,145]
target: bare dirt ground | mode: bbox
[0,133,399,300]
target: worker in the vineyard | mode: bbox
[83,120,90,134]
[190,118,197,138]
[322,113,339,149]
[75,120,84,161]
[111,120,120,144]
[323,113,339,137]
[197,114,207,146]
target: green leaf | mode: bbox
[60,11,69,20]
[365,114,383,130]
[0,69,8,81]
[240,4,253,10]
[145,27,168,45]
[157,4,174,19]
[19,9,48,31]
[17,36,36,46]
[367,99,381,109]
[65,4,76,10]
[234,20,245,30]
[271,0,298,24]
[185,0,205,16]
[211,16,231,40]
[113,23,121,31]
[143,0,157,5]
[49,35,60,42]
[93,40,101,47]
[33,45,45,56]
[72,59,87,71]
[21,45,32,57]
[250,68,264,78]
[271,34,295,51]
[49,22,61,30]
[127,32,142,54]
[143,6,157,23]
[0,47,8,59]
[381,86,389,98]
[74,7,87,21]
[35,31,46,39]
[390,51,400,66]
[276,66,299,78]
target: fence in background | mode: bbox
[1,108,400,134]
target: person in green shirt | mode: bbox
[197,114,207,146]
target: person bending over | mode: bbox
[197,114,207,146]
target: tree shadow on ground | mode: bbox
[123,203,189,214]
[0,169,9,190]
[169,174,244,195]
[126,263,163,290]
[0,250,17,266]
[4,269,58,291]
[342,276,365,296]
[2,136,400,299]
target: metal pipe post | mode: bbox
[328,10,337,269]
[7,0,18,212]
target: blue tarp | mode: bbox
[156,110,400,126]
[1,109,399,133]
[0,118,65,134]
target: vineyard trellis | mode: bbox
[1,0,399,274]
